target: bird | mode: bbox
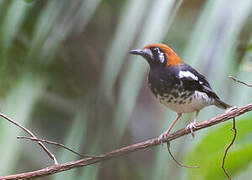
[129,43,231,142]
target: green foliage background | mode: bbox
[0,0,251,179]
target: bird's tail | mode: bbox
[215,99,232,109]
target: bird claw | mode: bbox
[158,132,168,145]
[186,122,197,138]
[225,106,238,113]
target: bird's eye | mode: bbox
[152,47,160,53]
[150,47,166,65]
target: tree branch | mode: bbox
[229,76,252,87]
[222,117,237,180]
[1,103,252,180]
[166,142,200,168]
[0,112,58,165]
[16,136,97,158]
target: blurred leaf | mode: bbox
[101,0,149,96]
[53,112,89,180]
[230,36,252,105]
[29,0,101,64]
[74,0,101,33]
[186,115,252,180]
[28,0,66,60]
[0,74,47,175]
[78,161,99,180]
[53,103,100,180]
[24,0,36,3]
[246,44,252,51]
[1,1,28,52]
[183,0,251,90]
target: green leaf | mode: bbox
[246,44,252,51]
[1,0,28,52]
[24,0,34,3]
[186,115,252,180]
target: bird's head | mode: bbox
[129,43,183,67]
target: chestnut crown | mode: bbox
[130,43,183,67]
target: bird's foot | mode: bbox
[225,106,238,113]
[186,122,197,138]
[157,132,169,145]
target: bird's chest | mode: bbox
[148,70,189,102]
[147,70,209,113]
[148,78,192,106]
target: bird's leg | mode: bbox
[186,110,199,138]
[158,113,182,143]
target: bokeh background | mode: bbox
[0,0,251,179]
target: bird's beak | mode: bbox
[129,49,144,56]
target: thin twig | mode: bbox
[229,76,252,88]
[222,76,250,179]
[17,136,98,158]
[0,112,58,165]
[166,142,199,168]
[1,103,251,180]
[222,117,237,180]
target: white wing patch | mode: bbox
[179,70,198,81]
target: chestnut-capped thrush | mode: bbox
[130,43,231,141]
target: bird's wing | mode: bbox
[177,64,220,100]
